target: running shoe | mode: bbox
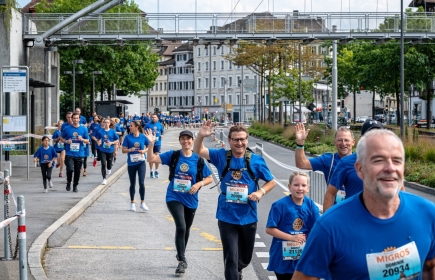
[150,171,154,178]
[66,183,71,191]
[130,203,136,212]
[93,158,97,167]
[59,173,63,177]
[73,186,78,192]
[102,179,107,185]
[43,189,47,193]
[175,262,187,274]
[175,255,188,268]
[91,154,94,159]
[140,202,149,211]
[49,181,53,188]
[154,170,159,178]
[107,169,111,175]
[113,157,116,163]
[83,171,87,177]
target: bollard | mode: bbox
[219,130,223,142]
[17,195,27,280]
[3,169,11,260]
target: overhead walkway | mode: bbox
[23,12,435,45]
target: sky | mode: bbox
[17,0,406,14]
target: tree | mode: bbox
[36,0,159,117]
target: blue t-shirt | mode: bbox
[61,125,89,157]
[83,138,91,157]
[144,122,164,146]
[92,126,103,150]
[266,195,320,274]
[119,117,126,132]
[122,133,150,166]
[295,192,435,279]
[89,123,100,136]
[209,148,274,225]
[328,153,361,199]
[79,115,87,125]
[132,115,140,121]
[34,146,58,163]
[52,130,64,152]
[160,151,212,209]
[309,152,341,184]
[96,128,119,154]
[61,122,71,131]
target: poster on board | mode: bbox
[3,116,27,132]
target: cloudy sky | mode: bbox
[17,0,406,13]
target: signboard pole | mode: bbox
[1,66,30,180]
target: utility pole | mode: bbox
[224,78,228,126]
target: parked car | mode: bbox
[292,114,307,124]
[356,116,371,123]
[374,114,385,123]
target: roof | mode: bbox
[185,58,193,65]
[21,0,53,13]
[159,58,175,66]
[172,43,193,53]
[29,78,55,89]
[95,100,133,105]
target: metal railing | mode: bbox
[23,12,435,41]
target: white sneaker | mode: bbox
[43,189,48,193]
[140,202,149,211]
[102,179,107,185]
[107,169,112,175]
[49,181,53,188]
[130,203,136,212]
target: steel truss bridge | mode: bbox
[23,12,435,45]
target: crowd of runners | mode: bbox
[33,114,435,279]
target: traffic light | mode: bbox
[385,105,388,112]
[154,107,159,114]
[328,104,332,112]
[341,99,345,108]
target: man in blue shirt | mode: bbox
[144,113,164,178]
[61,113,90,192]
[61,112,73,131]
[294,123,355,185]
[75,107,88,126]
[194,120,276,280]
[293,129,435,280]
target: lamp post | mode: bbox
[198,96,202,121]
[91,70,102,113]
[72,59,84,111]
[243,98,246,123]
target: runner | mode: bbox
[122,120,150,211]
[266,171,320,280]
[96,118,119,185]
[52,120,65,177]
[33,136,58,193]
[61,112,73,130]
[89,115,101,158]
[82,135,91,177]
[293,129,435,279]
[144,113,164,178]
[91,118,105,167]
[193,121,276,280]
[112,117,122,163]
[75,107,88,126]
[145,129,213,275]
[62,113,90,192]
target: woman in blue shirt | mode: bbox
[52,120,65,178]
[145,129,213,275]
[33,136,58,193]
[96,118,119,185]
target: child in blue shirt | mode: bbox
[33,136,58,193]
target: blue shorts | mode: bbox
[153,145,161,154]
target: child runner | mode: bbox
[33,136,58,193]
[52,120,65,177]
[266,171,320,280]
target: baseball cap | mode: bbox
[179,130,194,139]
[361,119,383,136]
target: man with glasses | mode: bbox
[294,123,355,198]
[144,113,164,178]
[194,121,275,280]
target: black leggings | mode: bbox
[40,163,53,189]
[65,156,83,186]
[166,201,196,262]
[91,141,97,157]
[274,272,293,280]
[83,157,88,169]
[98,150,113,179]
[127,161,146,201]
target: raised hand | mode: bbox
[295,123,310,145]
[144,128,156,143]
[197,120,215,138]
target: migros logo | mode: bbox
[376,247,410,263]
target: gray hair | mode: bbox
[289,171,310,186]
[356,129,404,165]
[334,126,355,139]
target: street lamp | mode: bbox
[243,98,246,123]
[91,70,102,113]
[198,96,202,121]
[72,59,84,111]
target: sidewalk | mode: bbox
[0,149,128,280]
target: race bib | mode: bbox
[57,142,64,149]
[130,153,144,162]
[70,143,80,152]
[366,242,421,279]
[226,184,248,204]
[103,140,110,149]
[155,136,159,142]
[335,189,346,204]
[173,179,191,192]
[282,241,305,260]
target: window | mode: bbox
[197,47,201,56]
[197,78,201,89]
[253,94,257,103]
[197,62,201,71]
[245,94,249,104]
[228,76,233,87]
[191,96,195,105]
[165,69,168,75]
[220,95,224,105]
[160,69,163,75]
[237,76,241,87]
[213,61,216,71]
[183,54,187,60]
[205,96,209,105]
[164,97,167,106]
[169,97,172,106]
[155,83,158,90]
[205,62,209,71]
[311,46,316,54]
[220,77,225,88]
[213,46,217,55]
[237,64,241,69]
[197,96,202,105]
[160,83,162,91]
[228,95,232,104]
[164,82,167,90]
[221,60,224,70]
[159,97,162,106]
[220,46,224,55]
[245,75,249,80]
[205,78,209,89]
[205,47,209,56]
[228,61,233,70]
[229,47,232,54]
[213,77,216,88]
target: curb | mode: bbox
[404,181,435,195]
[28,163,128,280]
